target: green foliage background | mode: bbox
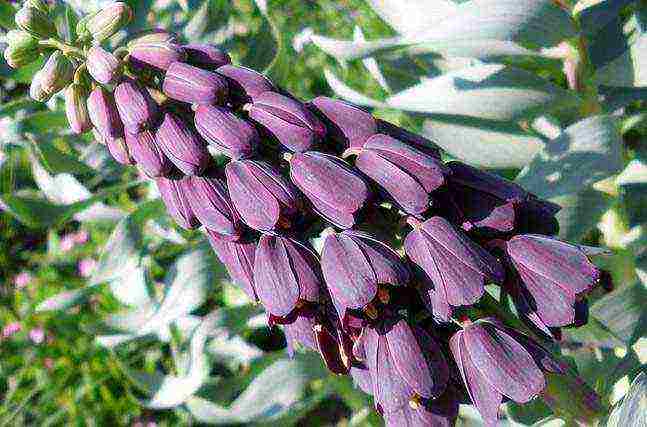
[0,0,645,426]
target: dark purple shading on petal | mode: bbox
[184,43,231,69]
[377,119,441,159]
[215,64,274,105]
[314,323,351,375]
[87,86,123,140]
[206,230,257,300]
[308,96,377,150]
[163,61,228,105]
[253,235,320,317]
[114,79,158,134]
[464,321,546,403]
[448,161,528,202]
[225,160,300,232]
[129,42,186,72]
[404,217,504,320]
[156,112,211,176]
[184,176,241,239]
[290,151,370,228]
[125,130,173,178]
[156,176,199,230]
[507,234,600,300]
[448,184,518,235]
[449,330,502,427]
[355,134,447,215]
[249,91,326,152]
[194,105,258,159]
[386,319,435,399]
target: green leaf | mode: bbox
[0,0,16,30]
[562,317,626,349]
[543,372,604,425]
[186,353,329,425]
[11,56,46,83]
[551,187,613,241]
[32,139,95,175]
[35,287,101,312]
[407,0,576,49]
[386,64,580,121]
[423,116,544,169]
[21,111,69,134]
[0,98,37,118]
[241,0,281,73]
[599,85,647,112]
[366,0,457,36]
[0,194,95,228]
[591,281,647,345]
[516,115,623,199]
[607,372,647,427]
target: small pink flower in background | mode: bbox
[29,327,45,344]
[60,234,76,252]
[73,230,89,245]
[2,322,22,338]
[78,258,98,277]
[146,423,157,427]
[13,271,33,289]
[132,422,144,427]
[44,358,54,369]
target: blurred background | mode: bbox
[1,0,646,425]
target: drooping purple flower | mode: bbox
[321,230,410,324]
[103,134,133,165]
[404,217,504,322]
[87,87,123,140]
[249,91,326,152]
[225,160,300,233]
[504,234,600,328]
[194,105,258,159]
[351,366,374,395]
[355,134,448,215]
[206,230,257,301]
[156,112,211,175]
[290,151,370,228]
[64,83,92,135]
[313,321,353,375]
[308,96,377,150]
[283,312,318,357]
[163,62,228,105]
[156,176,199,230]
[364,318,449,414]
[124,130,173,178]
[377,119,441,159]
[516,198,561,236]
[449,318,561,427]
[184,43,231,69]
[383,386,459,427]
[87,45,121,84]
[215,64,274,105]
[129,42,186,72]
[114,79,158,134]
[253,235,321,319]
[183,175,241,240]
[443,161,531,236]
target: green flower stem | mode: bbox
[73,63,87,85]
[38,38,86,59]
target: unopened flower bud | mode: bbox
[29,71,49,102]
[183,176,241,239]
[87,87,123,140]
[65,83,92,134]
[124,130,173,178]
[156,176,200,230]
[127,29,178,49]
[194,105,258,159]
[15,6,57,39]
[87,46,122,84]
[215,64,274,105]
[184,43,231,69]
[4,30,40,68]
[156,112,210,176]
[163,62,228,105]
[82,2,132,42]
[249,91,326,152]
[309,96,377,150]
[104,135,133,166]
[39,51,74,95]
[129,42,186,72]
[114,79,158,133]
